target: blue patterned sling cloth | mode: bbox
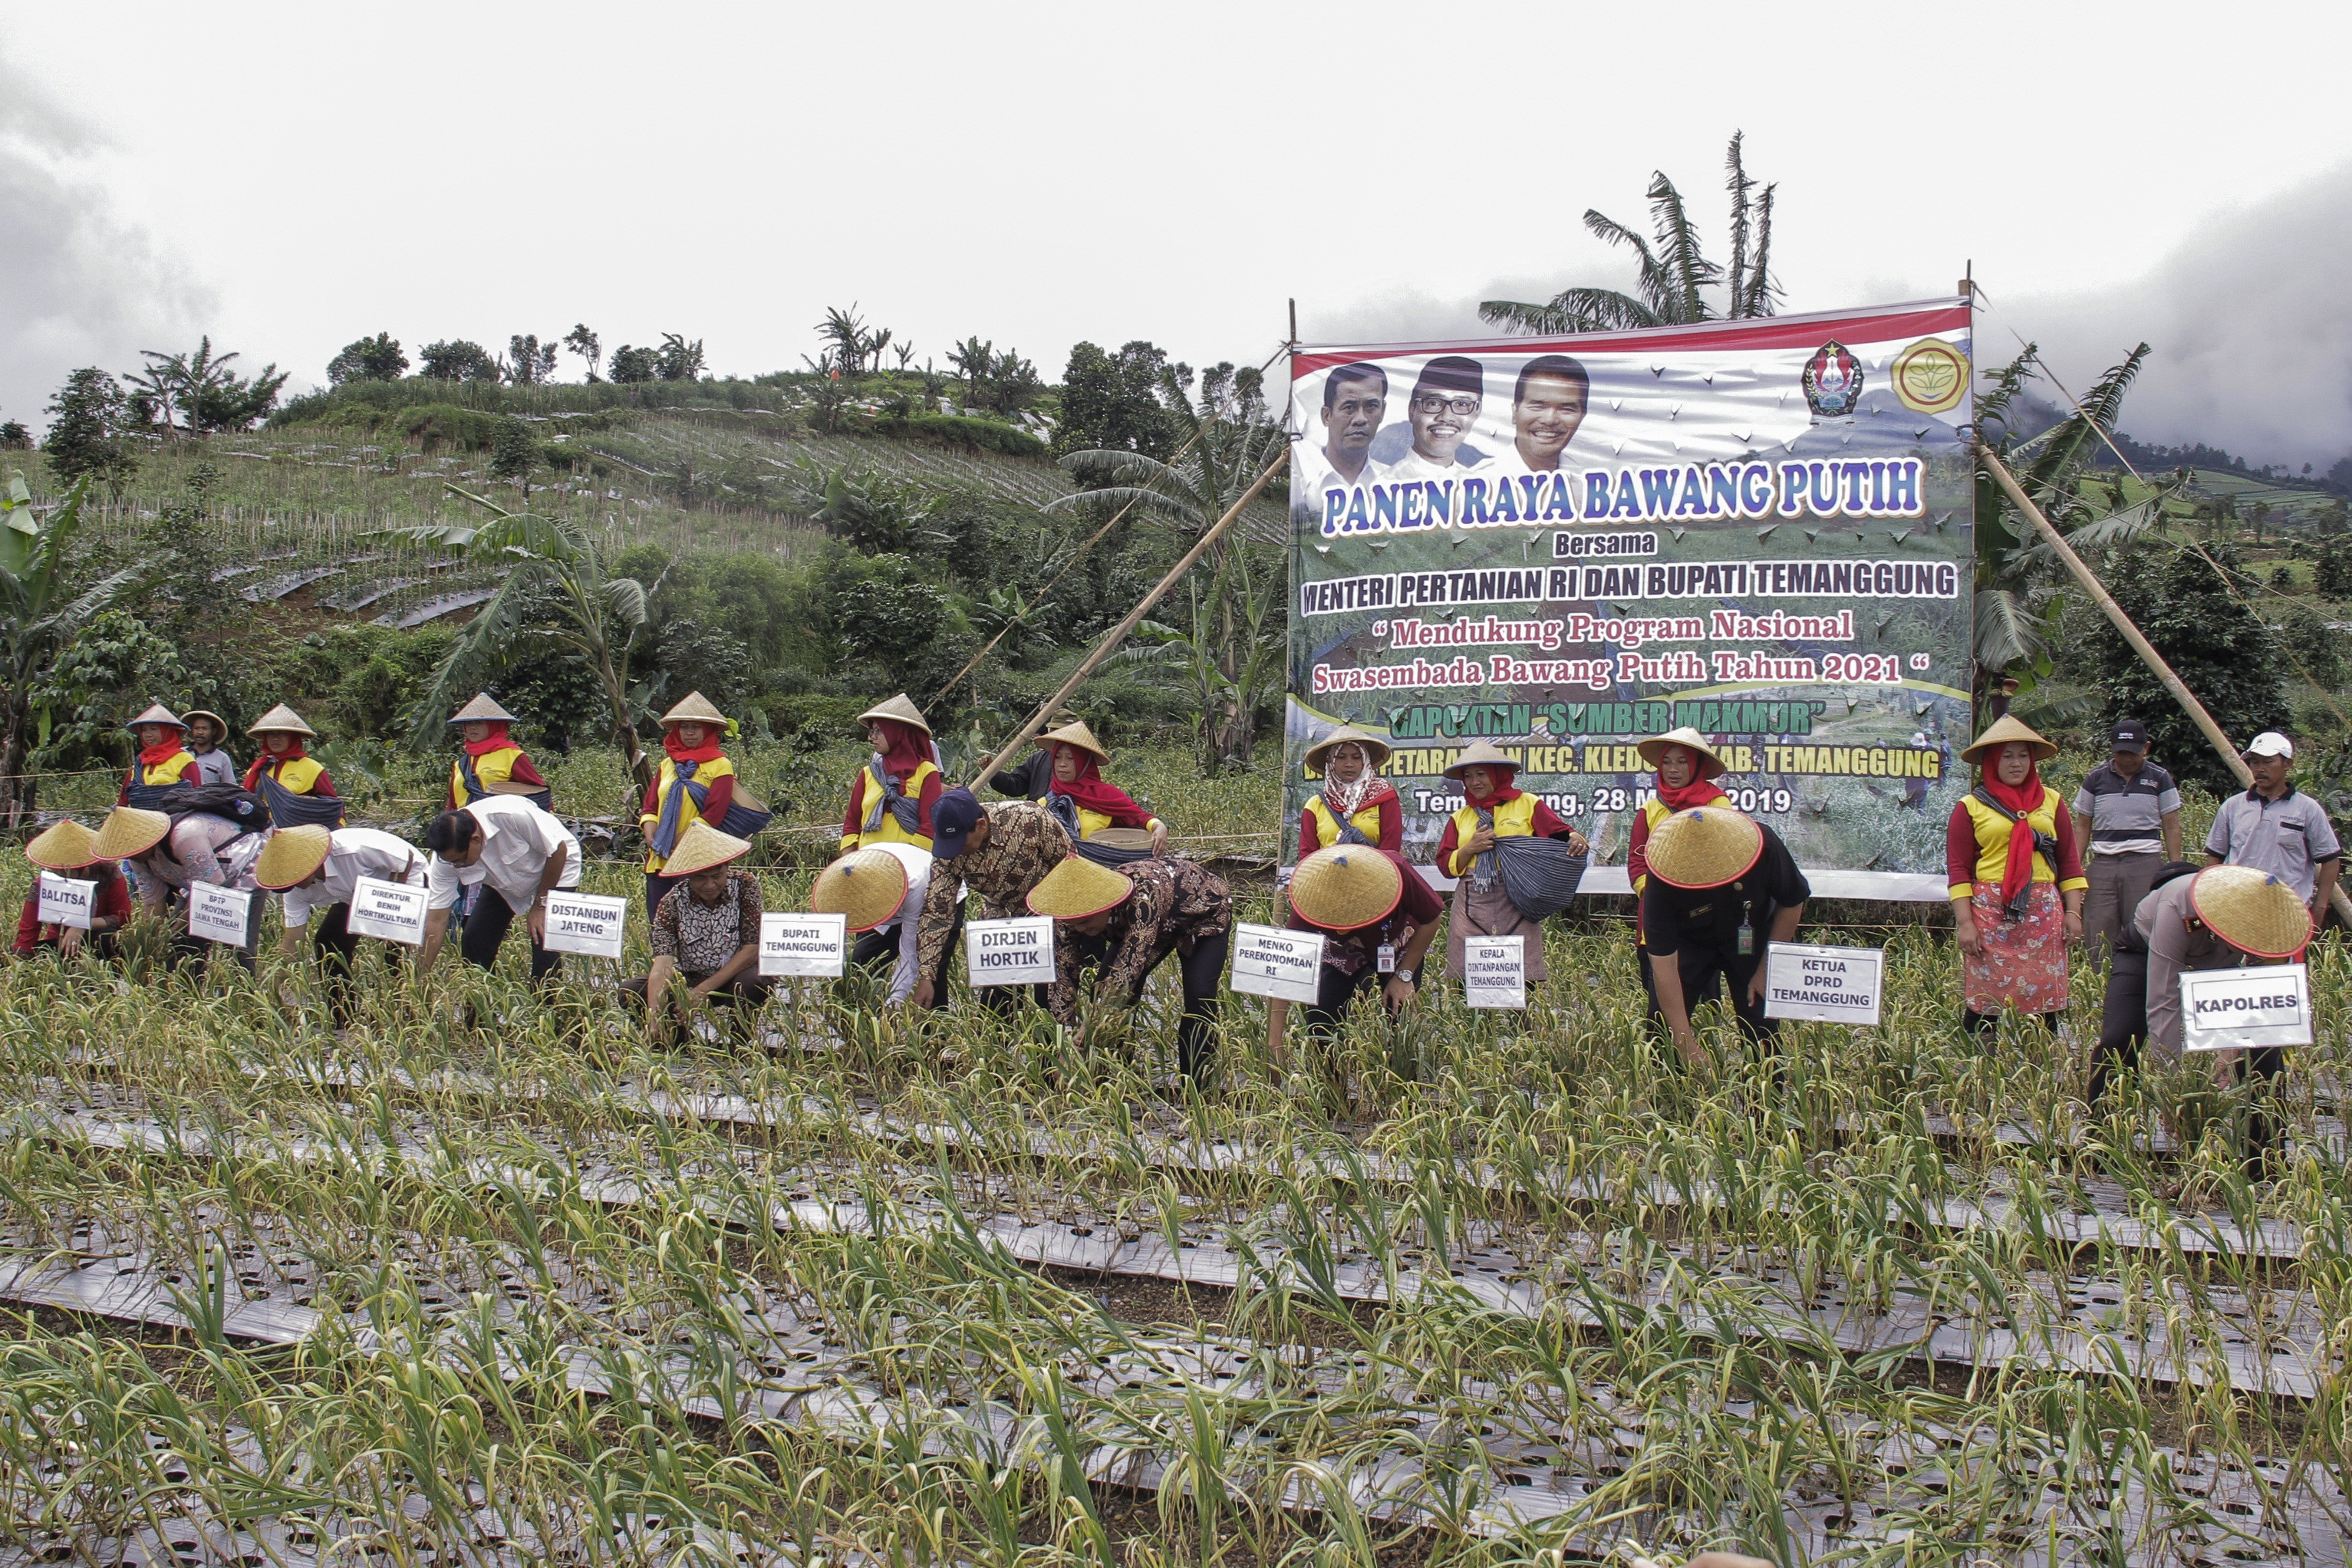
[1492,834,1589,921]
[655,760,776,857]
[859,756,924,837]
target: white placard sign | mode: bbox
[1463,934,1527,1010]
[761,913,846,977]
[1762,941,1885,1026]
[345,875,429,947]
[1228,922,1324,1003]
[2181,963,2311,1052]
[540,890,628,958]
[187,883,254,948]
[965,916,1056,987]
[36,872,95,931]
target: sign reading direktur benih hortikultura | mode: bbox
[1285,299,1975,900]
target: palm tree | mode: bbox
[387,487,660,789]
[1050,364,1286,772]
[1480,133,1780,333]
[0,475,145,825]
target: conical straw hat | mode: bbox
[1636,726,1728,779]
[246,703,317,738]
[1026,855,1135,920]
[92,807,172,861]
[1960,713,2057,766]
[1645,806,1764,890]
[1034,720,1111,765]
[660,690,729,728]
[124,702,184,732]
[811,847,910,933]
[2191,865,2312,960]
[24,819,99,871]
[1303,725,1392,774]
[182,710,228,738]
[660,818,752,879]
[1441,740,1517,780]
[255,824,334,890]
[855,693,932,736]
[1288,845,1403,932]
[449,693,515,725]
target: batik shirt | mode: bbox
[651,871,762,976]
[915,802,1067,976]
[1045,857,1230,1024]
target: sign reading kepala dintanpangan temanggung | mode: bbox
[1284,298,1975,899]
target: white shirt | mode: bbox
[865,842,934,1003]
[1375,446,1486,486]
[426,796,581,913]
[282,827,426,928]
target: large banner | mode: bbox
[1285,299,1974,901]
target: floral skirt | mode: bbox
[1964,882,2068,1016]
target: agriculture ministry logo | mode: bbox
[1801,341,1863,417]
[1892,338,1969,415]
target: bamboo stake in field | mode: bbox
[1977,443,2352,929]
[970,448,1291,792]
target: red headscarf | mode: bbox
[869,718,931,782]
[664,723,726,766]
[1980,752,2051,907]
[463,721,517,757]
[1458,763,1522,811]
[241,736,307,790]
[1655,747,1728,813]
[138,732,187,768]
[1049,743,1154,828]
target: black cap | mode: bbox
[2111,720,2150,752]
[932,787,983,859]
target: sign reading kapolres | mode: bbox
[1286,301,1974,900]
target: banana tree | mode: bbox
[0,475,145,825]
[386,486,658,789]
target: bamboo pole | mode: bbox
[1977,443,2352,928]
[969,448,1290,792]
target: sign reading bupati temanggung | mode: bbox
[1284,300,1974,899]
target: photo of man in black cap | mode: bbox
[2071,718,2181,967]
[1376,355,1488,483]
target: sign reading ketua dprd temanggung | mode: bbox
[1286,300,1975,900]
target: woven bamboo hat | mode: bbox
[92,806,172,861]
[2191,865,2313,960]
[1087,827,1158,851]
[1442,740,1518,781]
[123,702,185,733]
[246,703,317,738]
[24,819,100,871]
[255,824,334,890]
[1636,726,1728,779]
[449,693,515,726]
[1303,725,1392,775]
[1645,806,1764,890]
[855,693,931,736]
[661,819,752,880]
[810,847,909,933]
[660,690,729,729]
[1960,713,2057,766]
[182,710,229,740]
[1035,720,1111,765]
[1288,845,1403,932]
[1027,855,1135,921]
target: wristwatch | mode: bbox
[1392,967,1416,986]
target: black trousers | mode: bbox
[1661,941,1776,1044]
[310,902,404,1024]
[646,872,683,921]
[1303,962,1388,1034]
[1068,927,1230,1079]
[460,888,562,982]
[2090,944,2287,1118]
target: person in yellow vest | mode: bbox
[1628,726,1732,1026]
[116,702,197,805]
[1033,720,1168,853]
[839,693,944,853]
[445,693,550,810]
[1298,726,1402,855]
[1434,740,1588,990]
[1947,713,2087,1039]
[641,691,740,916]
[243,704,344,828]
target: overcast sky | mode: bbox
[5,3,2349,467]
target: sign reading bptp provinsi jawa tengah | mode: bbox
[1286,300,1975,900]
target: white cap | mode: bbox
[2244,731,2295,760]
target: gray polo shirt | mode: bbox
[2135,873,2246,1062]
[2072,760,2180,856]
[2204,785,2341,901]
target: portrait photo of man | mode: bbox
[1504,354,1589,473]
[1317,362,1386,488]
[1375,355,1487,483]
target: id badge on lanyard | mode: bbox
[1736,919,1754,957]
[1376,943,1396,973]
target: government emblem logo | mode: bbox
[1892,338,1969,415]
[1801,341,1863,418]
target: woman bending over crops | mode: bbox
[1435,741,1588,988]
[840,693,943,854]
[1948,715,2086,1038]
[94,805,266,958]
[13,821,130,961]
[1297,726,1402,855]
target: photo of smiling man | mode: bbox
[1497,354,1589,474]
[1375,355,1487,483]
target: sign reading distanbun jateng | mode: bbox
[1286,299,1974,900]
